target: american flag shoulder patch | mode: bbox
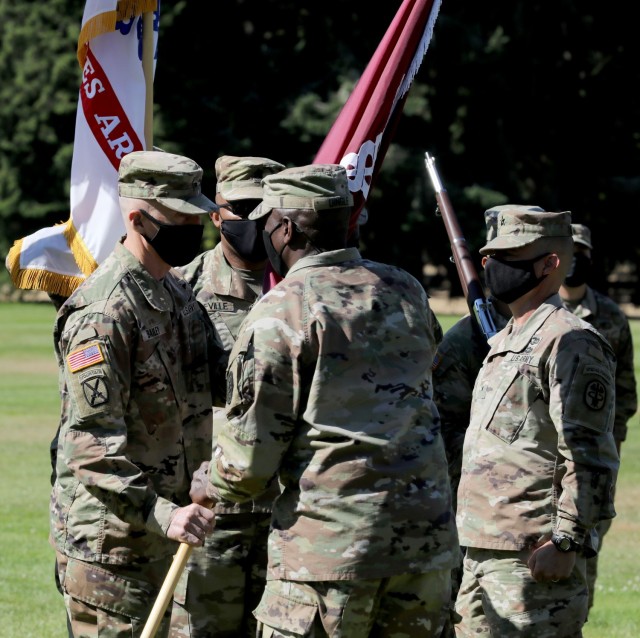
[67,343,105,373]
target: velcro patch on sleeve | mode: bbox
[67,343,105,373]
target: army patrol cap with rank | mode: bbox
[249,164,354,219]
[118,150,216,215]
[484,204,546,243]
[571,223,593,249]
[215,156,285,201]
[479,209,572,255]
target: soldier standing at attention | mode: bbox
[455,209,619,637]
[560,222,637,613]
[171,155,285,638]
[432,204,545,638]
[191,163,460,637]
[50,150,216,637]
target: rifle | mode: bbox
[424,152,497,341]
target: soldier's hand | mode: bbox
[167,503,215,546]
[190,460,216,508]
[527,540,576,583]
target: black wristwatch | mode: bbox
[551,533,580,553]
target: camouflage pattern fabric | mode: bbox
[172,243,278,637]
[215,155,285,200]
[457,295,618,552]
[455,547,589,637]
[170,511,270,638]
[207,247,458,632]
[50,241,213,632]
[178,243,264,408]
[432,300,510,638]
[255,570,451,637]
[56,550,174,638]
[456,295,619,636]
[432,299,510,510]
[118,150,216,215]
[561,285,637,444]
[561,285,637,610]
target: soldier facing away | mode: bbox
[191,163,460,637]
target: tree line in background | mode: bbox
[2,0,638,302]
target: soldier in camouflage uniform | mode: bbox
[434,205,545,513]
[170,155,285,638]
[454,209,619,637]
[50,151,217,638]
[560,223,637,612]
[190,163,459,637]
[433,205,545,638]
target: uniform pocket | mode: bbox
[254,579,318,634]
[63,557,159,620]
[482,366,541,444]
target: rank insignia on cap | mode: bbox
[67,343,105,373]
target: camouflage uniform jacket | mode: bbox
[179,243,264,389]
[561,285,637,444]
[178,244,276,515]
[432,299,510,509]
[50,241,212,565]
[208,247,459,581]
[456,294,619,556]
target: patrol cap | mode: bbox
[484,204,545,242]
[215,156,285,201]
[118,150,215,215]
[479,209,572,255]
[249,164,354,220]
[571,223,593,249]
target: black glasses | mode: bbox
[213,200,260,219]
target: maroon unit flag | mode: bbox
[314,0,442,237]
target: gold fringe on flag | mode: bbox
[77,0,157,68]
[5,237,86,298]
[63,219,100,276]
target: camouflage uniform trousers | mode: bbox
[439,548,465,638]
[254,569,451,637]
[169,511,271,638]
[56,550,173,638]
[454,547,588,637]
[586,517,612,612]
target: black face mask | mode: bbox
[262,222,287,278]
[220,219,267,262]
[139,210,203,267]
[484,253,549,304]
[564,252,592,287]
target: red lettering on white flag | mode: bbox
[81,47,143,172]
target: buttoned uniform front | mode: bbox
[207,246,460,635]
[50,241,213,635]
[455,294,619,636]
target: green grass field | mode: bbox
[0,301,638,637]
